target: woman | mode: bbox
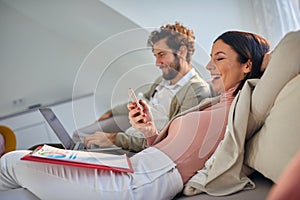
[0,31,269,200]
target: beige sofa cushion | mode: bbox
[251,31,300,131]
[245,74,300,182]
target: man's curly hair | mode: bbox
[147,22,195,63]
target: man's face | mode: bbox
[152,38,181,80]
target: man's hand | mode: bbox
[84,132,116,148]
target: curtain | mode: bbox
[252,0,300,48]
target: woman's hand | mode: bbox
[127,100,157,138]
[84,132,116,148]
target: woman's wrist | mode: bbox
[145,126,158,138]
[146,129,158,146]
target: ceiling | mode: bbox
[1,0,141,51]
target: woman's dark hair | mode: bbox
[214,31,270,95]
[147,22,195,63]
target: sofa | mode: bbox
[1,30,299,200]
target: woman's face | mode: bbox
[206,39,251,93]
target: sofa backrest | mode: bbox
[245,74,300,182]
[251,30,300,130]
[244,30,300,183]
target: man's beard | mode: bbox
[163,55,181,80]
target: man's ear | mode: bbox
[178,45,188,59]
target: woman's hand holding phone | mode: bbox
[128,88,143,110]
[127,88,157,138]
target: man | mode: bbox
[78,22,212,152]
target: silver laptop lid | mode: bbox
[39,107,75,150]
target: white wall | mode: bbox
[0,0,259,122]
[0,0,144,119]
[101,0,258,57]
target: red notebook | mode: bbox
[21,145,133,173]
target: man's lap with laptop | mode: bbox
[72,115,131,143]
[36,108,137,157]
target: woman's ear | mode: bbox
[243,60,252,74]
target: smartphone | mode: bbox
[128,88,145,123]
[129,88,144,110]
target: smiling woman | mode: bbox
[209,31,269,95]
[207,43,251,94]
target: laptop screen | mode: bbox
[39,107,75,149]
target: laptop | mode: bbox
[39,107,121,152]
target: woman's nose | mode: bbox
[206,60,216,70]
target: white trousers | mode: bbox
[0,147,183,200]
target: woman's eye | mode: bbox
[216,57,224,61]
